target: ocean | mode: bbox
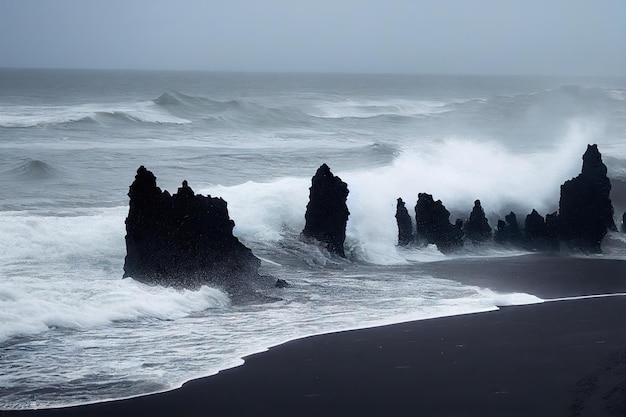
[1,69,625,409]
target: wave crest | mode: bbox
[308,99,451,120]
[3,160,60,180]
[0,101,191,128]
[0,281,230,343]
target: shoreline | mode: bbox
[419,252,626,299]
[2,254,626,416]
[4,295,626,417]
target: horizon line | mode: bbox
[1,65,624,79]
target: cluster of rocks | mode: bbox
[395,144,618,253]
[123,163,350,294]
[123,144,620,293]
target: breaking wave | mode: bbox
[0,280,230,344]
[0,101,191,128]
[154,91,318,128]
[0,207,230,343]
[202,119,616,265]
[3,85,622,132]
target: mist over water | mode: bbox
[1,70,625,409]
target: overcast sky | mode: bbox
[0,0,624,76]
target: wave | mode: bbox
[0,102,192,128]
[0,280,229,343]
[3,160,60,181]
[448,84,624,118]
[1,135,625,344]
[152,90,316,129]
[300,84,623,123]
[201,122,614,265]
[0,207,229,343]
[2,83,622,135]
[307,98,452,119]
[151,91,448,128]
[154,91,236,111]
[150,84,625,133]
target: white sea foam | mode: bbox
[200,119,604,265]
[0,281,230,343]
[202,177,310,244]
[0,207,126,263]
[0,207,230,343]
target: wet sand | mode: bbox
[419,253,626,299]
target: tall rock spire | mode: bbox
[558,144,615,252]
[301,164,350,257]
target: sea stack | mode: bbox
[464,199,492,243]
[414,193,463,252]
[523,209,556,251]
[301,164,350,257]
[558,144,615,252]
[123,166,261,291]
[395,198,414,245]
[494,212,522,245]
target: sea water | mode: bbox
[0,69,625,409]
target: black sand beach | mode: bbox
[420,254,626,299]
[3,255,626,417]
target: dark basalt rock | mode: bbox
[622,212,626,233]
[524,209,547,241]
[123,166,262,293]
[395,198,414,245]
[414,193,463,252]
[545,212,561,251]
[464,199,492,243]
[301,164,350,257]
[494,212,522,245]
[523,209,558,251]
[558,144,615,253]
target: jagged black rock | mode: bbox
[301,164,350,257]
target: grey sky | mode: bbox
[1,0,624,75]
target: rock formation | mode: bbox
[523,209,559,251]
[392,145,616,254]
[301,164,350,257]
[123,166,262,293]
[622,212,626,233]
[494,212,522,245]
[524,210,547,242]
[395,198,414,245]
[414,193,463,252]
[464,199,492,243]
[558,144,615,252]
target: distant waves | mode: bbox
[0,101,191,128]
